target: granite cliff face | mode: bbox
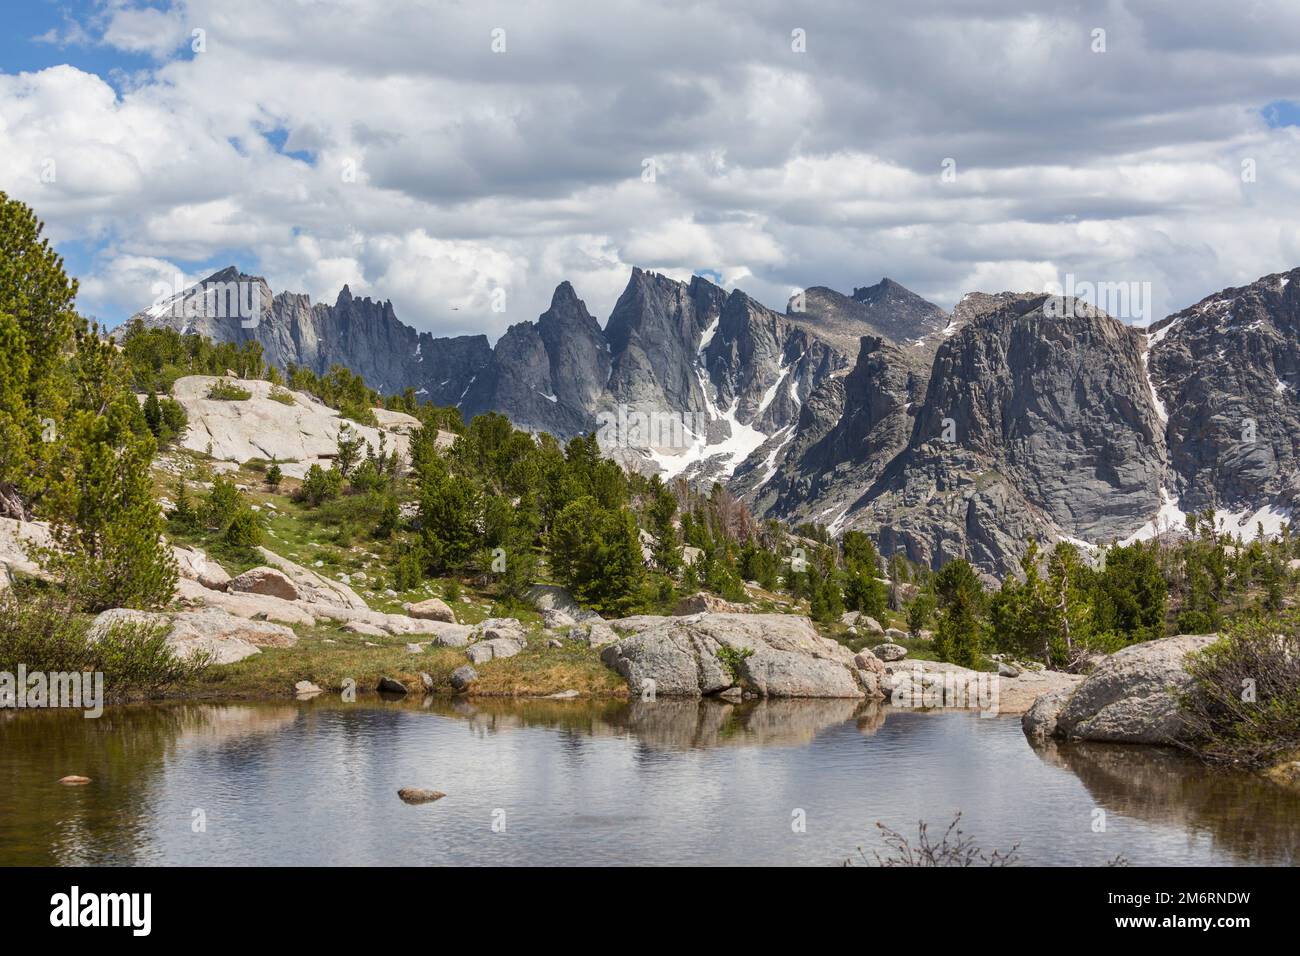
[1147,268,1300,524]
[133,264,1300,578]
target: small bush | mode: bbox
[0,594,210,699]
[375,497,400,538]
[265,462,282,488]
[295,464,344,506]
[204,476,243,531]
[205,379,252,401]
[715,644,754,682]
[224,509,263,548]
[268,387,296,405]
[846,813,1020,868]
[1181,616,1300,768]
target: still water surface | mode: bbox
[2,697,1297,866]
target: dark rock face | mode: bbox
[760,295,1175,576]
[911,296,1166,540]
[1148,268,1300,515]
[471,282,609,436]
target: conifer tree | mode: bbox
[933,558,984,668]
[43,327,177,610]
[0,192,78,519]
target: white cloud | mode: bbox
[3,0,1300,338]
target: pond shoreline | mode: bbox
[4,698,1299,866]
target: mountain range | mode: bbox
[133,263,1300,578]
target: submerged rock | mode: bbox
[397,788,445,804]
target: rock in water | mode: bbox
[599,613,863,699]
[1021,686,1075,742]
[59,776,91,786]
[449,665,478,691]
[1051,634,1218,744]
[398,788,445,804]
[376,676,408,695]
[294,680,323,699]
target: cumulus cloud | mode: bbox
[2,0,1300,339]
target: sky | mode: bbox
[2,0,1300,340]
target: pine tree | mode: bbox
[416,456,481,573]
[647,477,681,573]
[933,558,984,668]
[0,192,79,519]
[42,326,177,610]
[548,498,645,615]
[143,390,163,437]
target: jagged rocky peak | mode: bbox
[484,279,610,434]
[130,265,494,408]
[785,276,948,355]
[1148,265,1300,519]
[604,268,727,416]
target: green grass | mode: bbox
[190,623,625,699]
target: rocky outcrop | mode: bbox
[404,597,457,623]
[1023,634,1218,744]
[254,547,370,610]
[526,584,599,620]
[0,517,53,587]
[228,566,300,602]
[87,606,297,665]
[465,618,528,663]
[169,375,429,480]
[1052,634,1218,744]
[172,545,232,591]
[134,267,493,407]
[871,642,907,662]
[599,613,864,699]
[1148,267,1300,519]
[672,592,749,615]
